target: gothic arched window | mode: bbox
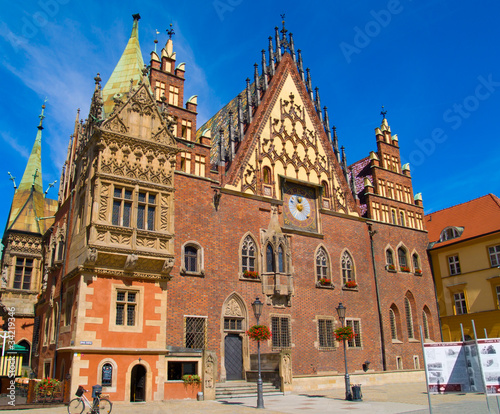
[405,296,414,339]
[398,247,408,270]
[316,247,329,281]
[278,245,284,273]
[266,244,275,273]
[341,251,355,284]
[241,236,256,272]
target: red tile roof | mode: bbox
[425,194,500,248]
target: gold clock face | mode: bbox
[283,182,318,232]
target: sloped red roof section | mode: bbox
[425,194,500,248]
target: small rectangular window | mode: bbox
[454,292,467,315]
[396,356,403,370]
[112,187,132,227]
[488,245,500,267]
[13,258,33,290]
[185,317,206,349]
[167,361,197,380]
[318,319,334,349]
[116,290,137,326]
[271,316,291,349]
[137,191,156,231]
[346,319,362,348]
[448,255,461,275]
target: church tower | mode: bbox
[0,104,58,368]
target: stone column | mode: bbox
[202,350,217,400]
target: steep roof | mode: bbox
[425,194,500,248]
[101,14,146,116]
[5,106,57,236]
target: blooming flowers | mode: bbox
[344,280,357,289]
[247,325,272,341]
[334,326,356,342]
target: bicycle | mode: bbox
[68,385,112,414]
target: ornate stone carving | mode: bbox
[161,257,174,277]
[99,183,109,221]
[124,253,138,271]
[224,299,243,317]
[84,247,98,265]
[280,351,293,390]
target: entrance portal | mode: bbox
[225,334,243,380]
[130,364,146,402]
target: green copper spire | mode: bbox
[17,104,45,193]
[5,103,57,235]
[102,13,145,116]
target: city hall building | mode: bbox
[1,15,439,401]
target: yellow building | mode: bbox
[425,194,500,341]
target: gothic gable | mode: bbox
[101,82,176,146]
[223,55,357,215]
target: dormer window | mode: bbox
[439,226,464,242]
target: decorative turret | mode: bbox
[254,63,261,106]
[341,146,348,181]
[246,78,253,123]
[323,107,332,141]
[274,27,282,62]
[306,68,314,102]
[314,87,323,122]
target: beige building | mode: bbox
[425,194,500,341]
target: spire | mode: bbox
[349,167,359,200]
[275,27,282,63]
[237,94,244,140]
[289,33,296,62]
[5,104,58,235]
[306,68,314,102]
[341,146,348,180]
[268,37,276,76]
[246,77,253,123]
[332,126,340,161]
[254,63,261,106]
[297,49,305,83]
[18,104,45,193]
[323,107,331,141]
[101,14,146,116]
[381,105,387,120]
[261,50,268,92]
[314,87,323,122]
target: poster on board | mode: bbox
[424,341,485,393]
[477,339,500,395]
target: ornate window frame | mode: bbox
[397,245,409,272]
[315,245,332,288]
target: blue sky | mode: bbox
[0,0,499,230]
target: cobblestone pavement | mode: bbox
[1,382,499,413]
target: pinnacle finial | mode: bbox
[38,100,47,130]
[381,105,387,120]
[132,13,141,21]
[154,29,160,53]
[280,13,287,37]
[167,23,175,39]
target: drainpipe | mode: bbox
[367,222,387,371]
[426,249,443,342]
[53,188,74,379]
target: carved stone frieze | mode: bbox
[99,183,110,221]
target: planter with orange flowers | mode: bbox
[243,270,260,279]
[344,280,358,289]
[334,326,356,342]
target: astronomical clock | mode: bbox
[282,180,318,233]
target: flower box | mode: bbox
[386,264,396,272]
[344,281,358,289]
[318,278,331,286]
[400,266,411,272]
[182,374,201,385]
[414,269,422,275]
[247,325,272,341]
[243,270,259,279]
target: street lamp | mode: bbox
[251,297,265,409]
[336,302,352,400]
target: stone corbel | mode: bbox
[161,257,174,279]
[84,247,98,266]
[124,253,139,271]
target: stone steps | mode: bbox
[215,381,282,399]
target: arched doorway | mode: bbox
[130,364,146,402]
[221,294,248,381]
